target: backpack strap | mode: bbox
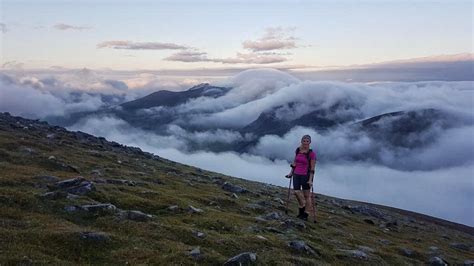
[306,149,312,175]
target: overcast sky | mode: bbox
[1,0,472,71]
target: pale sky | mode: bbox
[0,0,472,70]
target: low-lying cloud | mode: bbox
[68,115,474,226]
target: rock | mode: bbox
[429,256,448,266]
[450,242,471,251]
[274,198,285,205]
[223,252,257,266]
[256,235,267,240]
[64,205,79,213]
[261,212,281,221]
[119,210,153,222]
[81,203,118,214]
[222,182,248,193]
[429,246,440,254]
[80,232,110,242]
[167,205,180,212]
[400,248,416,257]
[281,219,306,230]
[48,156,56,160]
[20,147,36,154]
[341,249,368,260]
[188,205,203,214]
[288,240,317,255]
[188,247,201,259]
[231,193,239,199]
[54,177,86,189]
[464,260,474,266]
[90,169,102,176]
[106,179,136,186]
[66,181,95,195]
[194,231,206,238]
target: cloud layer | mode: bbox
[1,68,472,226]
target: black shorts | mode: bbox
[293,173,310,190]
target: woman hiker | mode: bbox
[286,135,317,221]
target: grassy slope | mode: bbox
[0,114,472,265]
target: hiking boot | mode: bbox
[297,207,308,220]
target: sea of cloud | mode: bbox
[1,68,473,226]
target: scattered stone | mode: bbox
[90,169,102,176]
[20,147,36,154]
[66,181,95,195]
[429,246,440,254]
[167,205,180,212]
[188,246,201,259]
[288,240,317,255]
[223,252,257,266]
[400,248,416,257]
[450,242,471,251]
[188,205,203,214]
[81,203,118,214]
[340,249,369,260]
[194,231,206,238]
[429,256,448,266]
[222,182,248,193]
[53,177,86,189]
[464,260,474,266]
[260,212,281,221]
[64,205,79,213]
[119,210,153,222]
[80,232,110,242]
[281,219,306,230]
[106,179,136,186]
[256,235,267,241]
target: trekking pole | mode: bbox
[311,182,317,223]
[285,172,293,215]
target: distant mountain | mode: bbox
[121,83,230,111]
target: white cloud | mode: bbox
[97,40,187,50]
[66,115,474,226]
[53,23,92,31]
